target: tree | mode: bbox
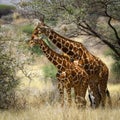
[16,0,120,81]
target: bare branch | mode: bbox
[77,22,94,35]
[105,5,120,46]
[82,21,120,57]
[18,65,33,86]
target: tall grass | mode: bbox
[0,83,119,120]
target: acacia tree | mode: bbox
[16,0,120,80]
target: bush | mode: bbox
[42,64,57,80]
[105,50,120,83]
[29,44,43,56]
[111,60,120,81]
[1,14,13,22]
[0,53,20,109]
[21,24,34,34]
[0,4,15,17]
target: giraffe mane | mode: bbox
[36,22,82,45]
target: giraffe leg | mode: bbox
[76,96,86,108]
[75,79,88,108]
[74,87,79,107]
[106,89,112,108]
[75,88,87,108]
[66,87,72,107]
[99,88,106,107]
[79,79,88,108]
[98,65,111,108]
[74,88,84,108]
[58,82,64,107]
[99,80,108,108]
[74,87,77,105]
[89,83,101,108]
[88,86,95,107]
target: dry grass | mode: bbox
[0,79,119,120]
[3,57,118,120]
[0,17,119,120]
[0,105,120,120]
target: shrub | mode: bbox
[0,4,15,17]
[0,53,20,109]
[111,60,120,82]
[29,44,43,56]
[1,14,13,22]
[105,50,120,83]
[21,24,34,34]
[42,63,57,80]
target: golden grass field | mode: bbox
[0,28,119,119]
[0,48,119,120]
[0,77,120,120]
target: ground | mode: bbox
[0,81,120,120]
[0,18,119,120]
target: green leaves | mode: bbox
[21,24,34,35]
[42,63,57,79]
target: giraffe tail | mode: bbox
[106,89,112,108]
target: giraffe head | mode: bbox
[28,21,49,48]
[27,39,37,48]
[33,21,49,37]
[29,22,45,48]
[28,36,41,48]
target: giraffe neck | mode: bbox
[37,40,72,71]
[37,26,89,60]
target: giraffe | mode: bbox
[28,37,89,108]
[31,21,112,108]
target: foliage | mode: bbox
[0,4,15,17]
[105,50,120,82]
[21,24,34,35]
[29,45,43,56]
[0,51,20,109]
[0,4,15,10]
[17,0,120,57]
[1,14,13,22]
[0,23,34,109]
[17,0,120,81]
[42,63,57,80]
[111,60,120,81]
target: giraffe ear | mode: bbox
[38,20,44,25]
[38,21,49,29]
[33,19,40,28]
